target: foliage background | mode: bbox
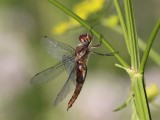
[0,0,159,120]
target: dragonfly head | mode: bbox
[79,34,92,47]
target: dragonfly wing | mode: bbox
[62,55,76,85]
[53,65,77,106]
[41,36,75,60]
[30,60,67,85]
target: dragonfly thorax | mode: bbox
[75,44,89,64]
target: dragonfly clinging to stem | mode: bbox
[31,33,117,111]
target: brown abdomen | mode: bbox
[67,64,87,111]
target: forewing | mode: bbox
[53,65,77,106]
[30,61,66,85]
[41,36,75,60]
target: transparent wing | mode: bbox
[53,65,77,106]
[41,36,75,60]
[30,58,70,85]
[62,55,76,85]
[31,36,76,85]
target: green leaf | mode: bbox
[114,93,132,112]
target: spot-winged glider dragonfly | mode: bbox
[31,34,116,110]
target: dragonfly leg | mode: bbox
[90,51,119,56]
[90,34,103,49]
[89,26,103,49]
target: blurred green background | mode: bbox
[0,0,159,120]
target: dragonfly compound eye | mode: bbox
[79,34,92,46]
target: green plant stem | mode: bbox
[124,0,150,119]
[139,39,160,66]
[49,0,129,68]
[134,20,160,120]
[107,26,160,65]
[114,0,152,119]
[114,0,130,54]
[140,20,160,73]
[124,0,140,71]
[131,73,151,120]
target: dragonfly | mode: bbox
[31,34,116,111]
